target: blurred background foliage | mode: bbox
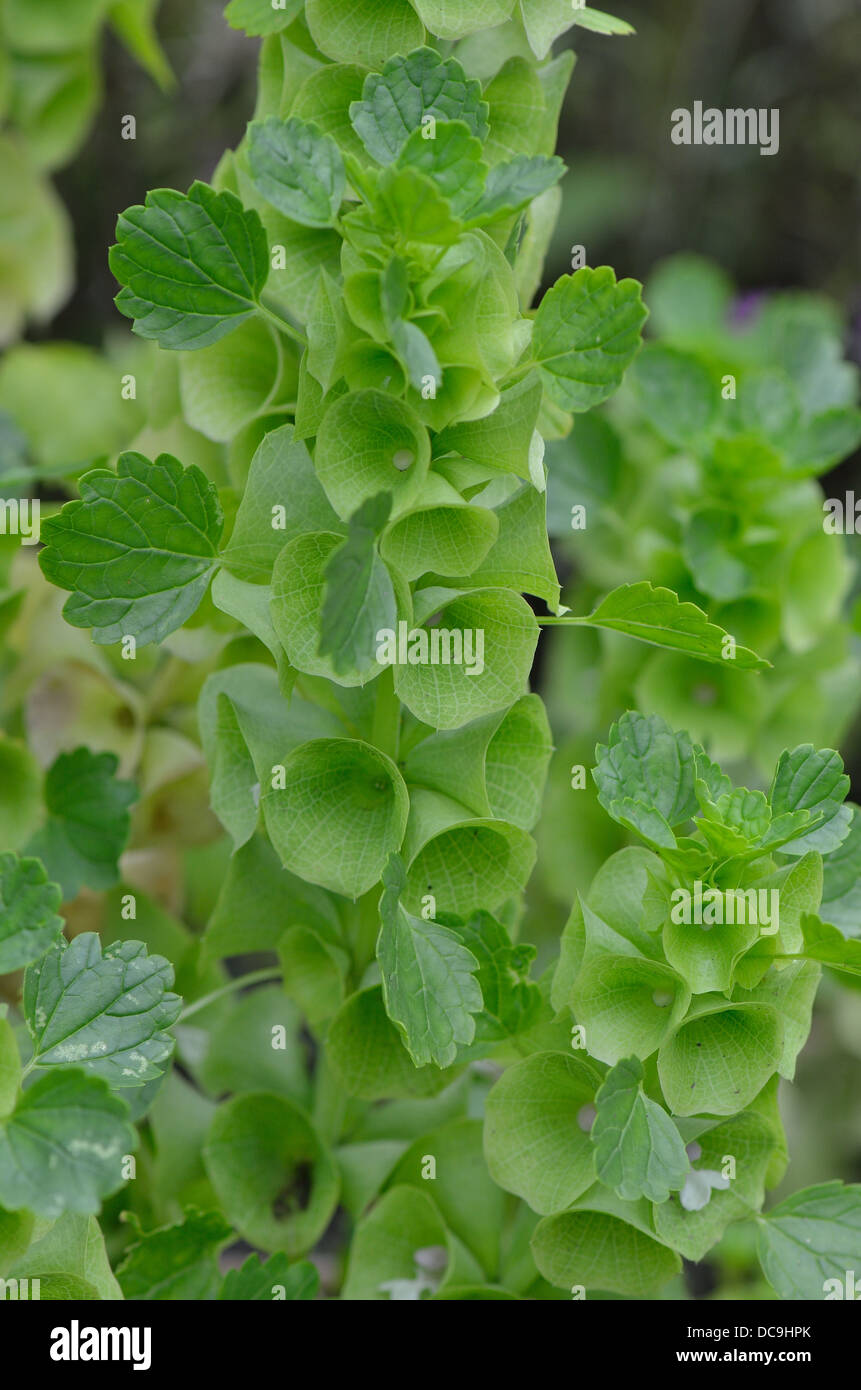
[0,0,859,1300]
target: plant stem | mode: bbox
[352,887,382,983]
[257,299,308,348]
[178,967,282,1022]
[371,666,400,762]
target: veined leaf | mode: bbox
[592,712,698,849]
[25,748,137,900]
[219,1252,319,1301]
[531,266,647,412]
[465,154,565,225]
[248,117,345,228]
[117,1209,231,1300]
[110,181,270,350]
[349,49,489,166]
[757,1182,861,1301]
[377,855,482,1068]
[542,582,771,671]
[39,451,224,647]
[592,1056,690,1204]
[319,493,397,676]
[24,932,181,1088]
[224,0,304,37]
[768,744,851,856]
[0,1070,135,1218]
[0,854,64,974]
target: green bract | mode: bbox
[0,0,857,1309]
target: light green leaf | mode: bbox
[315,389,431,520]
[278,926,347,1025]
[219,1252,319,1300]
[291,64,369,163]
[341,1186,451,1301]
[0,1070,135,1218]
[349,48,489,166]
[435,374,543,480]
[572,7,635,37]
[225,0,304,37]
[658,1000,783,1117]
[204,1092,339,1255]
[461,481,561,610]
[378,855,481,1068]
[262,737,409,898]
[306,0,425,69]
[0,854,64,974]
[248,116,345,228]
[531,266,647,412]
[8,1211,121,1299]
[531,1206,680,1297]
[572,949,690,1066]
[39,451,223,646]
[221,424,343,584]
[484,1052,602,1214]
[592,1056,690,1204]
[117,1209,231,1300]
[271,532,385,686]
[26,748,137,899]
[653,1111,777,1262]
[393,587,539,730]
[756,1182,861,1300]
[319,493,397,676]
[110,0,174,88]
[797,913,861,979]
[546,582,770,670]
[110,180,269,349]
[380,495,499,581]
[4,0,109,51]
[483,57,546,163]
[820,803,861,933]
[178,316,285,443]
[405,694,552,831]
[411,0,515,39]
[404,791,536,917]
[328,986,453,1099]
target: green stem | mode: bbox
[371,666,400,762]
[178,967,282,1022]
[352,887,382,983]
[257,299,308,348]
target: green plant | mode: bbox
[0,0,171,347]
[0,0,859,1304]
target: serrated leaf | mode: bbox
[0,1069,135,1218]
[24,932,181,1088]
[592,712,698,849]
[109,181,270,350]
[531,266,647,412]
[545,582,770,670]
[219,1252,319,1300]
[378,855,481,1068]
[757,1182,861,1300]
[592,1056,690,1203]
[768,744,851,856]
[397,120,487,217]
[319,493,397,676]
[25,748,137,899]
[248,117,345,228]
[349,49,489,166]
[465,154,565,225]
[117,1209,232,1300]
[0,854,64,974]
[445,911,541,1043]
[39,450,223,647]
